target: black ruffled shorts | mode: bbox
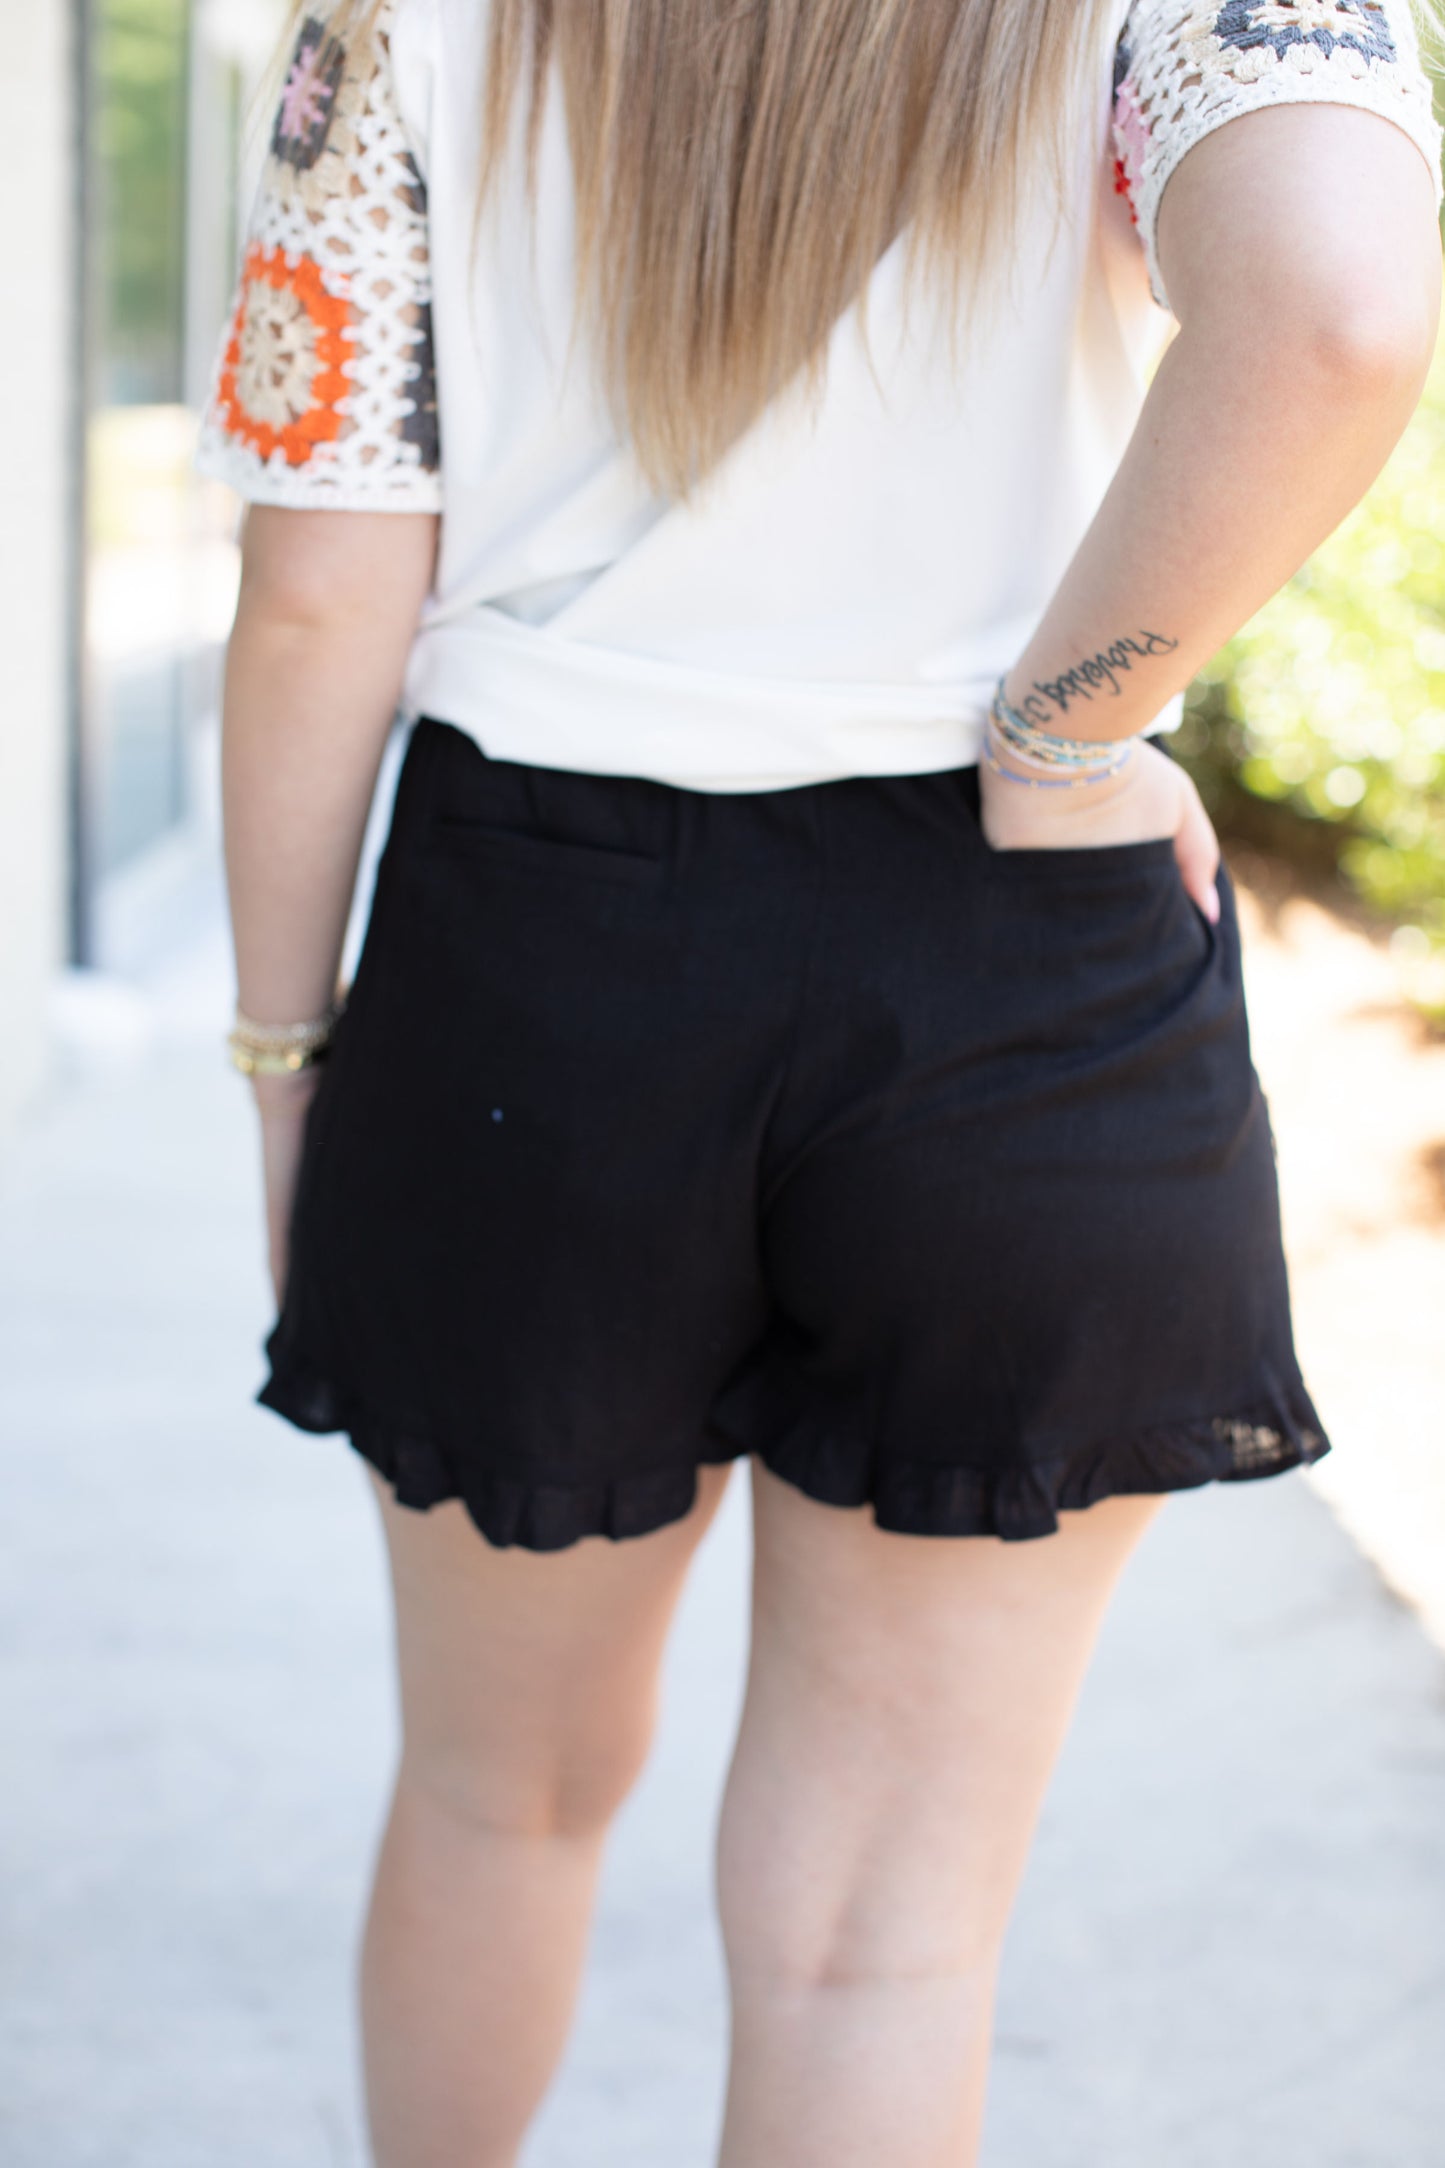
[260,716,1329,1551]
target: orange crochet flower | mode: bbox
[216,244,356,467]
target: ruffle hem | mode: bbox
[258,1347,1329,1553]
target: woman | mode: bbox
[199,2,1443,2161]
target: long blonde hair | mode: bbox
[282,1,1115,496]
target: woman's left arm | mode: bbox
[1002,106,1441,743]
[986,104,1441,891]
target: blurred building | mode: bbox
[0,0,276,1138]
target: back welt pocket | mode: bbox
[431,819,666,886]
[981,835,1180,880]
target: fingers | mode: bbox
[1172,773,1222,922]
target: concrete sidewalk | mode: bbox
[2,974,1444,2167]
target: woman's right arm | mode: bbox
[223,505,438,1295]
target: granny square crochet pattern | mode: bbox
[199,0,441,508]
[1213,0,1399,65]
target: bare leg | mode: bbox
[716,1464,1162,2168]
[358,1462,731,2168]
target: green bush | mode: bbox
[1179,332,1445,953]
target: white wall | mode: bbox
[0,0,72,1136]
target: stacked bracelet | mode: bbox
[983,679,1137,791]
[227,996,346,1077]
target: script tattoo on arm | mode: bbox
[1016,630,1180,728]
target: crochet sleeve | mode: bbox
[1112,1,1445,314]
[196,1,442,509]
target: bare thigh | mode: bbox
[719,1463,1164,1981]
[365,1463,733,1832]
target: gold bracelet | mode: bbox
[227,995,347,1077]
[228,1042,330,1077]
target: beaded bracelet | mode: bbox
[227,995,346,1077]
[984,680,1137,791]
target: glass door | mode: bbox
[78,0,268,962]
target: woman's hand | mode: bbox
[979,738,1221,922]
[250,1068,324,1307]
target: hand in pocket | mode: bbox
[979,737,1221,920]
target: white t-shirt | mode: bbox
[197,0,1443,791]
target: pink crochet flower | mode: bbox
[279,39,334,142]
